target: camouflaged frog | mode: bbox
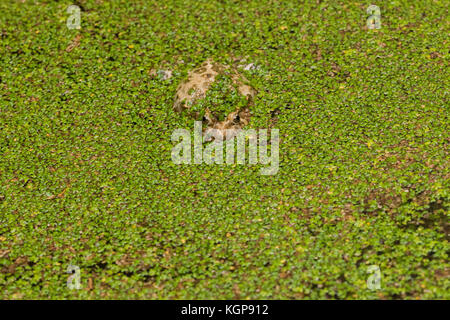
[173,59,256,140]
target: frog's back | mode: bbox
[173,59,255,113]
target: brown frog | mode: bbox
[173,58,256,140]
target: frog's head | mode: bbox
[203,107,251,141]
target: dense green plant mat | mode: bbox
[0,0,448,299]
